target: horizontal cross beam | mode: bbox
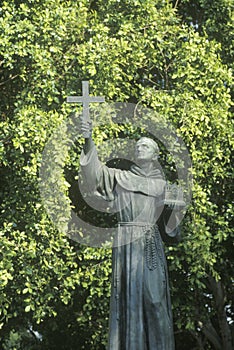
[67,81,105,121]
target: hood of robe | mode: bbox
[115,164,166,198]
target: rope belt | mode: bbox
[144,225,163,271]
[118,222,163,271]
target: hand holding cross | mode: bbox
[67,81,105,138]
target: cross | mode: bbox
[67,81,105,122]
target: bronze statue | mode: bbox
[67,81,182,349]
[80,119,180,350]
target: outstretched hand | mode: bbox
[80,117,94,154]
[80,118,92,139]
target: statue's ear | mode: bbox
[152,154,158,162]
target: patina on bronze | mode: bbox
[68,83,183,349]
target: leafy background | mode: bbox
[0,0,233,349]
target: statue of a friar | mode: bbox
[80,119,180,350]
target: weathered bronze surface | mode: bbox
[79,120,180,350]
[69,82,180,349]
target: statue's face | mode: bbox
[135,138,158,162]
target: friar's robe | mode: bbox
[80,145,178,350]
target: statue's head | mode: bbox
[135,137,159,163]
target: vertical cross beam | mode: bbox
[67,81,105,122]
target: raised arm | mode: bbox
[79,119,116,201]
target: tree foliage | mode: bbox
[0,0,233,349]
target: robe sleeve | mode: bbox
[158,206,181,244]
[80,144,117,201]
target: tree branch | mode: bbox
[0,74,19,86]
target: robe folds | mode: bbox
[80,145,178,350]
